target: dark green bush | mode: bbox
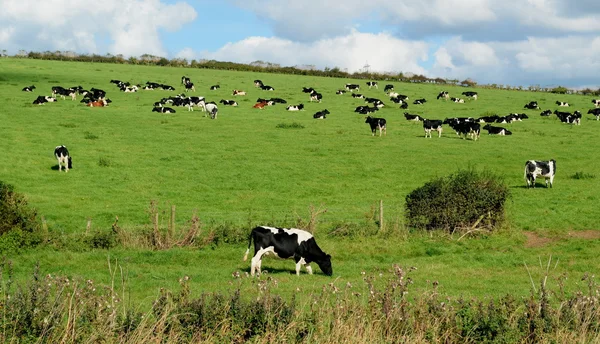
[405,170,510,232]
[0,181,41,251]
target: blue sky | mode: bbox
[1,0,600,88]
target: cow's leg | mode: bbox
[65,159,69,172]
[58,159,62,172]
[295,257,307,276]
[305,264,313,275]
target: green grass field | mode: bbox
[1,58,599,304]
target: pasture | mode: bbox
[1,58,600,304]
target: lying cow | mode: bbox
[437,91,449,100]
[54,145,72,172]
[384,84,394,92]
[345,84,360,92]
[232,89,246,96]
[524,159,556,188]
[152,106,176,113]
[404,112,423,121]
[313,109,330,119]
[33,96,56,105]
[286,104,304,111]
[243,226,332,276]
[365,116,386,136]
[22,85,36,92]
[210,85,220,90]
[219,99,238,106]
[524,101,540,110]
[483,124,512,135]
[556,101,569,107]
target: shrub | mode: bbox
[0,182,41,251]
[405,169,510,232]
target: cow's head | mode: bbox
[317,254,332,276]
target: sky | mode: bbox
[1,0,600,88]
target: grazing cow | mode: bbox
[152,106,176,113]
[384,84,394,92]
[336,90,346,95]
[54,145,72,172]
[33,96,56,105]
[345,84,360,92]
[462,91,478,100]
[253,102,268,109]
[313,109,330,119]
[437,91,449,100]
[243,226,332,276]
[423,119,443,138]
[483,124,512,135]
[309,92,323,102]
[592,99,600,108]
[556,101,569,107]
[254,80,264,87]
[413,98,427,105]
[587,108,600,120]
[205,103,218,119]
[219,99,238,106]
[185,83,195,92]
[404,113,423,121]
[22,85,36,92]
[260,85,275,91]
[524,101,540,110]
[540,110,552,116]
[210,85,220,90]
[286,104,304,111]
[232,89,246,96]
[351,93,364,99]
[524,159,556,188]
[365,116,386,136]
[366,81,378,89]
[450,97,464,103]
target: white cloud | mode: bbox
[0,0,197,57]
[195,30,429,75]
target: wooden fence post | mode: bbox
[86,218,92,234]
[169,205,176,243]
[379,200,384,231]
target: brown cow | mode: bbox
[253,102,268,109]
[87,99,107,107]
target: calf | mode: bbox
[345,84,360,92]
[152,106,176,113]
[286,104,304,111]
[587,108,600,120]
[483,124,512,135]
[524,101,540,110]
[219,99,238,106]
[556,101,569,107]
[450,97,464,103]
[232,89,246,96]
[384,84,394,92]
[22,85,36,92]
[366,81,378,89]
[54,145,72,172]
[423,119,443,138]
[524,159,556,188]
[365,116,386,136]
[437,91,449,100]
[404,112,423,121]
[210,85,220,90]
[462,91,478,100]
[313,109,330,119]
[243,226,332,276]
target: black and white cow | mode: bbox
[286,104,304,111]
[181,76,191,86]
[313,109,330,119]
[54,145,72,172]
[33,96,56,105]
[185,82,195,92]
[437,91,449,100]
[445,119,480,140]
[556,101,569,107]
[355,106,379,115]
[592,99,600,108]
[400,102,409,109]
[540,110,552,116]
[404,112,423,121]
[219,99,238,106]
[309,92,323,102]
[587,108,600,120]
[210,85,220,90]
[423,119,443,138]
[462,91,478,100]
[366,81,378,89]
[450,97,464,103]
[477,115,499,123]
[524,101,540,110]
[205,102,218,119]
[302,87,315,94]
[254,80,264,87]
[268,97,287,104]
[261,85,275,91]
[232,89,246,96]
[152,106,176,113]
[365,116,386,136]
[335,90,346,95]
[384,84,394,92]
[413,98,427,105]
[483,124,512,135]
[22,85,36,92]
[243,226,332,276]
[345,84,360,92]
[524,159,556,188]
[351,93,364,99]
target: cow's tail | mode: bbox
[243,230,253,261]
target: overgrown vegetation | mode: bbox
[0,259,598,343]
[0,181,41,252]
[405,169,510,232]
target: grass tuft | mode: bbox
[84,131,99,140]
[276,122,305,129]
[571,171,596,179]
